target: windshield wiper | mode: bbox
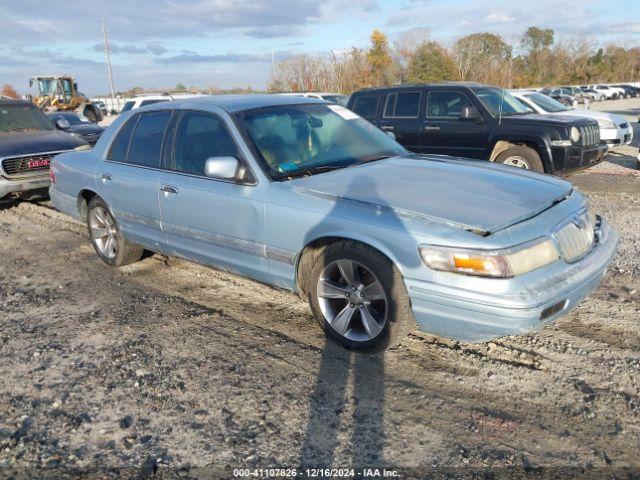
[275,163,348,180]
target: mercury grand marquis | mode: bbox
[49,95,618,350]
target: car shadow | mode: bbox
[298,174,420,470]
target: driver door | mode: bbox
[157,109,266,279]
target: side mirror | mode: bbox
[385,130,396,141]
[460,106,482,122]
[55,118,71,130]
[204,156,239,180]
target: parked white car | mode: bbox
[588,85,624,100]
[512,91,633,147]
[120,94,173,112]
[279,92,348,106]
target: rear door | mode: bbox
[98,110,171,250]
[375,90,423,151]
[420,89,488,158]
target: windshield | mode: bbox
[471,87,530,117]
[0,103,54,133]
[235,103,406,179]
[524,93,569,113]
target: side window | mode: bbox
[384,91,420,118]
[351,94,380,120]
[171,111,239,176]
[107,114,140,162]
[427,91,472,118]
[127,111,172,168]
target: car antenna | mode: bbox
[498,87,505,126]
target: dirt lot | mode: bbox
[0,172,639,479]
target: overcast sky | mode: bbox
[1,0,639,95]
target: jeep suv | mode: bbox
[347,83,606,176]
[1,99,87,202]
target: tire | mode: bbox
[494,145,545,173]
[305,240,414,351]
[599,95,605,102]
[87,196,144,267]
[83,107,98,123]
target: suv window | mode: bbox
[108,114,140,162]
[126,111,172,168]
[171,111,239,176]
[351,94,380,119]
[384,91,420,118]
[427,91,472,118]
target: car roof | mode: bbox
[138,94,329,113]
[352,82,484,94]
[0,98,33,106]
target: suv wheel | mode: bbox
[87,196,144,267]
[306,240,413,350]
[494,146,544,173]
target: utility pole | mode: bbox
[101,17,116,110]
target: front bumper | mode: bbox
[0,174,50,199]
[406,218,618,343]
[550,143,607,174]
[601,126,633,146]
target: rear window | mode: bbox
[127,111,172,168]
[140,99,169,107]
[108,115,140,162]
[351,94,380,119]
[121,101,135,112]
[384,91,420,118]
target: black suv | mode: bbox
[347,83,606,175]
[1,99,87,202]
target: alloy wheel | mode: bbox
[316,259,388,342]
[502,156,530,169]
[89,206,118,260]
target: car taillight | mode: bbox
[50,167,56,184]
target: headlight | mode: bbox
[597,119,616,129]
[570,127,581,143]
[419,238,560,278]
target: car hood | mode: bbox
[286,154,573,235]
[549,109,628,125]
[69,123,105,135]
[0,130,87,157]
[500,113,592,127]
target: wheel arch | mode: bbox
[77,188,99,221]
[488,138,551,172]
[294,233,403,296]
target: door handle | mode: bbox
[424,126,440,131]
[380,125,394,131]
[160,185,179,194]
[101,173,112,181]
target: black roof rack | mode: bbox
[355,81,486,92]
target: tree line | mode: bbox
[269,27,640,93]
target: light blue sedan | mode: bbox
[50,95,618,350]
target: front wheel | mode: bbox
[306,241,413,350]
[87,197,144,267]
[494,145,545,173]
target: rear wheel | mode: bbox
[494,145,545,173]
[306,240,413,350]
[83,107,98,123]
[87,197,144,267]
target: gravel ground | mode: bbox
[0,173,639,479]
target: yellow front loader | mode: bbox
[29,75,103,123]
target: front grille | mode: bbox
[579,124,600,147]
[553,210,595,262]
[1,154,53,178]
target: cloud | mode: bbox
[91,42,168,55]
